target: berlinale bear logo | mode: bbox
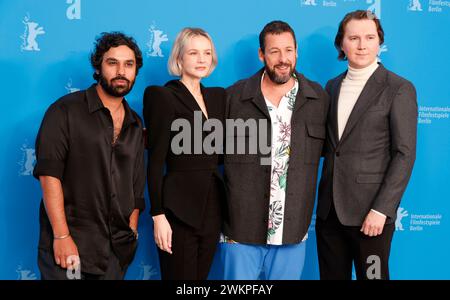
[147,24,169,57]
[21,14,45,52]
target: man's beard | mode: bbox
[99,73,134,97]
[264,60,295,84]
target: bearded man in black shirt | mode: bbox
[34,32,145,280]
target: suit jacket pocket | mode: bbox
[356,173,385,184]
[305,124,325,165]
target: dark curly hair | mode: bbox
[90,32,143,81]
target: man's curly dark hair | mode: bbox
[90,32,143,81]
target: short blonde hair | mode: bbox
[168,27,218,77]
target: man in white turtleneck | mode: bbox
[316,10,418,280]
[338,55,389,221]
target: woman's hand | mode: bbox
[152,214,173,254]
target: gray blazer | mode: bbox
[317,63,418,226]
[224,68,329,245]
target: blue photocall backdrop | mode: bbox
[0,0,449,280]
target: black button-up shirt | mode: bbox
[34,84,145,274]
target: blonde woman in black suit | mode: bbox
[143,28,225,280]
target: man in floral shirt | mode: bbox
[219,21,329,279]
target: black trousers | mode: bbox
[158,176,222,280]
[38,248,127,280]
[315,202,395,280]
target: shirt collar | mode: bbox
[86,84,104,113]
[261,72,299,103]
[85,84,139,127]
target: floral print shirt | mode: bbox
[264,74,299,245]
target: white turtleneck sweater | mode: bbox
[337,59,379,140]
[337,59,386,219]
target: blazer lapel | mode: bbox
[252,91,271,119]
[167,80,208,120]
[339,65,387,144]
[202,87,219,120]
[328,73,345,149]
[241,69,271,119]
[292,73,320,125]
[292,74,311,115]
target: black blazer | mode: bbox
[143,80,226,229]
[317,63,418,226]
